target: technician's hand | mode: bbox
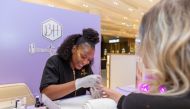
[75,75,102,90]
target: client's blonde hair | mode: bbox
[139,0,190,96]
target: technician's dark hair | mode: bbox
[57,28,99,61]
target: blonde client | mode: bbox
[102,0,190,109]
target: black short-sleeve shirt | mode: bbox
[117,92,190,109]
[40,55,93,100]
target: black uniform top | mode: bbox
[40,55,93,100]
[117,92,190,109]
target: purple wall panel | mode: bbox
[0,0,101,95]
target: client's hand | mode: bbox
[75,75,102,90]
[90,87,102,99]
[101,87,123,103]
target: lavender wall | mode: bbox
[0,0,101,96]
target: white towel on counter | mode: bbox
[83,98,117,109]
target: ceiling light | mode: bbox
[82,4,88,8]
[149,0,153,2]
[133,24,136,29]
[113,1,119,5]
[122,22,126,25]
[128,8,134,12]
[141,12,144,15]
[123,17,128,20]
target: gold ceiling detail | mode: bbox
[22,0,159,38]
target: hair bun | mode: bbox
[82,28,99,44]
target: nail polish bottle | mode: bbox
[35,96,41,109]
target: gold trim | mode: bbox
[106,54,111,88]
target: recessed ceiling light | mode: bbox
[128,8,134,12]
[113,1,119,5]
[122,22,126,25]
[123,17,128,20]
[133,24,136,29]
[141,12,144,15]
[149,0,153,2]
[82,4,88,8]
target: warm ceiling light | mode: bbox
[123,17,128,20]
[128,8,134,12]
[113,1,119,5]
[82,4,88,8]
[149,0,153,2]
[141,12,145,15]
[133,24,136,29]
[122,22,126,25]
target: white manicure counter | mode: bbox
[42,94,117,109]
[0,85,136,109]
[41,85,136,109]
